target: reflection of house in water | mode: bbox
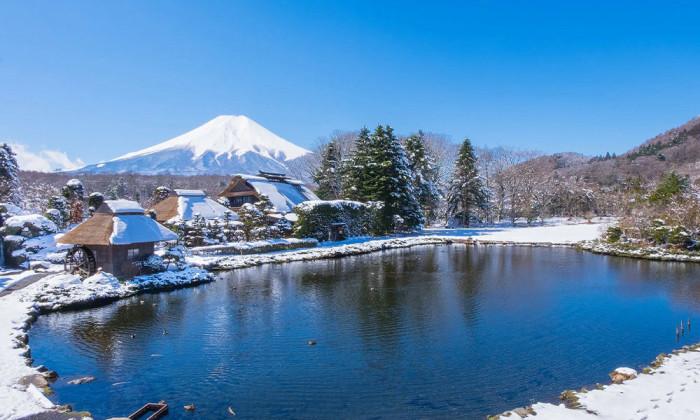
[58,200,178,278]
[218,172,319,214]
[150,189,237,224]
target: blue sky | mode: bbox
[1,1,700,168]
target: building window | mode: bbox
[229,195,257,207]
[127,248,140,260]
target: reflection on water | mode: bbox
[30,245,700,419]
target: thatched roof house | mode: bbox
[218,172,319,213]
[59,200,177,278]
[150,189,236,224]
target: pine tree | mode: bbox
[152,186,172,204]
[341,128,373,201]
[404,131,441,223]
[45,195,69,228]
[62,179,85,202]
[447,138,487,226]
[106,178,128,200]
[62,179,85,224]
[0,143,22,205]
[313,140,343,199]
[87,192,105,214]
[238,203,266,241]
[364,125,424,231]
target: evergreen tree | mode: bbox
[45,195,69,228]
[341,128,373,201]
[87,192,105,214]
[238,203,266,241]
[0,143,22,205]
[364,125,424,231]
[62,179,85,202]
[404,131,441,223]
[313,140,343,199]
[106,178,128,200]
[62,179,85,224]
[152,186,172,204]
[447,138,487,226]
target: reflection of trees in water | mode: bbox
[69,293,190,366]
[605,256,700,313]
[448,245,489,328]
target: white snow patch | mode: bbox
[102,199,145,214]
[172,194,235,222]
[246,178,319,213]
[110,215,178,245]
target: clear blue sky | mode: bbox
[2,0,700,164]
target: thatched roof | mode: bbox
[219,174,319,213]
[59,200,178,246]
[150,190,235,224]
[150,196,179,223]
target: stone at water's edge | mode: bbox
[609,367,637,384]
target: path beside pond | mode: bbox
[500,346,700,419]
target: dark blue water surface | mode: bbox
[29,246,700,419]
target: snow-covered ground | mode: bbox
[500,347,700,419]
[424,218,611,244]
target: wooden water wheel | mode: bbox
[65,246,97,278]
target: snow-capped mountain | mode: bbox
[74,115,311,175]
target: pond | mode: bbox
[30,245,700,419]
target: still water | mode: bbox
[30,245,700,419]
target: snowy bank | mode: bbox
[189,236,452,270]
[497,345,700,419]
[0,267,212,419]
[425,219,610,245]
[582,240,700,263]
[189,221,611,270]
[189,237,318,256]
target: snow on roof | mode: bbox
[110,214,178,245]
[174,195,238,223]
[101,200,145,214]
[174,189,206,197]
[247,179,319,213]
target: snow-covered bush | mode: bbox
[2,214,58,238]
[88,192,104,213]
[0,214,60,267]
[0,202,25,218]
[293,200,380,241]
[638,219,692,248]
[143,254,167,273]
[44,208,63,227]
[45,195,69,228]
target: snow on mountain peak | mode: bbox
[74,115,312,176]
[115,115,310,162]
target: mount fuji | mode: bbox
[74,115,311,175]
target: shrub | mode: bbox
[604,226,623,243]
[293,200,381,241]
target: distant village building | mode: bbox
[218,172,319,214]
[150,189,237,224]
[58,200,177,278]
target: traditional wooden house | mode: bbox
[218,171,319,214]
[58,200,178,278]
[150,189,237,225]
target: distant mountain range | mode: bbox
[74,115,311,176]
[520,115,700,185]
